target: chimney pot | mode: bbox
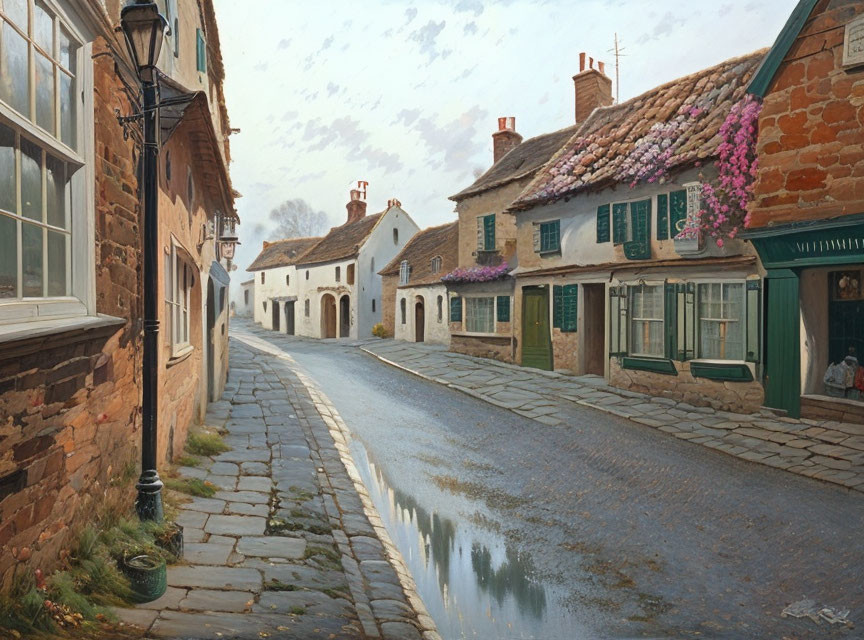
[579,52,586,72]
[598,61,605,74]
[346,187,368,224]
[491,117,523,163]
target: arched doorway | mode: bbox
[206,278,216,401]
[415,297,425,342]
[321,294,337,338]
[285,301,295,335]
[339,295,350,338]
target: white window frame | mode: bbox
[399,260,410,285]
[165,241,193,357]
[0,0,95,330]
[629,282,664,358]
[464,296,495,334]
[430,255,442,274]
[694,279,747,362]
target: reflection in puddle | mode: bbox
[349,440,583,640]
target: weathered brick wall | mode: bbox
[0,40,142,589]
[380,274,397,336]
[751,0,864,227]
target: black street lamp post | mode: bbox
[121,1,168,522]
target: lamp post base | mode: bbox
[135,471,164,522]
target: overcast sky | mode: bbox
[212,0,797,278]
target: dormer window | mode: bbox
[431,256,442,274]
[399,260,410,285]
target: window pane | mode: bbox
[2,0,28,27]
[58,26,75,70]
[35,51,55,133]
[33,2,53,54]
[46,229,66,295]
[46,153,65,227]
[59,70,75,147]
[0,213,16,298]
[21,138,41,220]
[0,21,29,115]
[466,297,494,333]
[0,122,14,213]
[22,221,43,296]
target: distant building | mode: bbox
[247,237,321,333]
[379,222,458,344]
[294,189,419,339]
[236,279,255,317]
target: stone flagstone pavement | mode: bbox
[359,339,864,494]
[114,338,438,640]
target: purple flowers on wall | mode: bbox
[440,263,511,283]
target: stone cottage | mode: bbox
[506,51,767,413]
[294,188,419,339]
[247,237,321,333]
[744,0,864,421]
[379,221,458,344]
[0,0,235,587]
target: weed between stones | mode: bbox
[185,430,231,457]
[264,579,298,591]
[174,454,202,467]
[163,476,217,498]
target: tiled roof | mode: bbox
[509,50,766,212]
[379,221,458,286]
[449,125,580,201]
[247,237,321,271]
[296,212,384,266]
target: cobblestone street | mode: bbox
[113,339,437,640]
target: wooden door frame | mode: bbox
[521,285,553,371]
[415,297,425,342]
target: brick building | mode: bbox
[744,0,864,420]
[0,0,235,588]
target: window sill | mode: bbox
[167,345,194,367]
[538,249,561,257]
[689,360,754,382]
[621,356,678,375]
[451,330,508,339]
[0,313,125,346]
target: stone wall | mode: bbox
[750,0,864,227]
[609,358,764,414]
[454,179,527,268]
[551,328,579,372]
[449,335,513,363]
[0,41,142,589]
[380,274,397,336]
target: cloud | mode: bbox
[455,0,484,16]
[320,35,334,51]
[253,62,268,72]
[410,20,446,62]
[392,108,421,127]
[277,38,291,50]
[464,21,477,35]
[327,82,340,97]
[281,110,299,122]
[302,116,371,153]
[718,3,732,16]
[359,146,404,172]
[411,105,489,177]
[404,7,417,24]
[637,11,684,43]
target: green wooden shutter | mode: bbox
[596,204,610,243]
[624,199,652,260]
[664,282,677,359]
[561,284,578,332]
[496,295,511,322]
[677,283,695,360]
[553,285,563,328]
[612,203,627,244]
[450,296,462,322]
[656,193,669,240]
[483,214,496,251]
[746,280,761,363]
[196,28,206,72]
[764,271,801,416]
[477,217,485,251]
[669,190,687,237]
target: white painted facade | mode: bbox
[236,280,254,317]
[394,285,450,345]
[296,206,419,339]
[253,264,303,332]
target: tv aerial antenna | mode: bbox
[608,33,627,104]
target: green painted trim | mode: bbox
[690,362,754,382]
[747,0,819,98]
[622,357,678,376]
[750,217,864,269]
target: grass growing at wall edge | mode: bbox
[185,431,230,457]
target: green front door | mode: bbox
[521,286,553,371]
[764,270,800,417]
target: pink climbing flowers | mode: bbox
[699,95,762,246]
[440,264,510,283]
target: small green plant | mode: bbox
[288,605,306,615]
[163,477,217,498]
[185,431,230,457]
[371,323,390,338]
[263,579,297,591]
[175,454,201,467]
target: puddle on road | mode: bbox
[348,439,587,640]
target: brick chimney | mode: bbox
[573,52,613,124]
[346,188,367,224]
[492,117,523,163]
